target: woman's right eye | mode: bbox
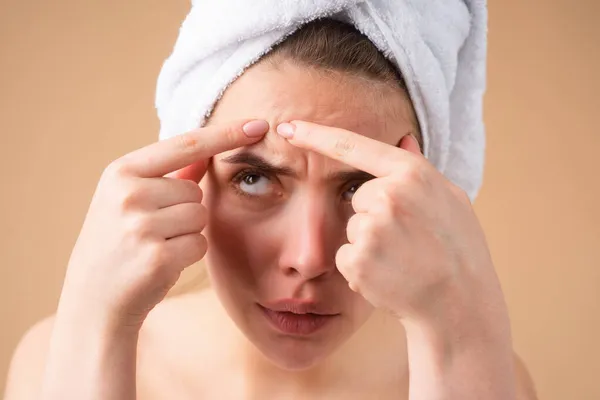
[231,170,276,198]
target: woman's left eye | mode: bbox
[342,183,362,202]
[234,171,273,196]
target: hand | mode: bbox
[278,120,516,398]
[57,119,269,333]
[276,120,508,329]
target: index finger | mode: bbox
[118,119,269,178]
[278,120,409,177]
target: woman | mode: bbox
[5,12,537,400]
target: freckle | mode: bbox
[179,135,198,149]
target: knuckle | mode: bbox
[349,214,373,238]
[226,125,240,142]
[118,183,145,211]
[104,157,131,178]
[194,233,208,256]
[188,203,208,227]
[182,180,204,203]
[400,164,426,185]
[144,242,171,273]
[184,233,208,264]
[350,179,373,210]
[378,184,396,202]
[333,136,356,157]
[337,243,366,270]
[354,264,369,284]
[345,215,360,242]
[335,244,352,268]
[375,184,401,214]
[361,216,381,237]
[218,125,239,147]
[125,214,154,238]
[350,189,363,211]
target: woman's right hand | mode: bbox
[56,119,269,333]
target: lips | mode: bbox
[258,299,340,335]
[260,299,340,316]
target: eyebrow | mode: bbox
[220,151,376,183]
[220,152,296,177]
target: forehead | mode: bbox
[212,60,413,137]
[207,60,414,166]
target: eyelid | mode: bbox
[229,167,280,200]
[341,179,364,194]
[231,167,273,184]
[228,166,370,202]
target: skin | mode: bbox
[4,59,539,399]
[200,60,416,373]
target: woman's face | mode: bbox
[201,58,415,370]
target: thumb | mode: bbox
[164,159,208,183]
[398,133,422,156]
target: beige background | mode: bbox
[1,0,599,398]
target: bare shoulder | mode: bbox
[4,314,56,399]
[4,291,218,400]
[137,289,228,399]
[514,351,538,400]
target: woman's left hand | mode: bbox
[277,120,504,322]
[277,120,516,399]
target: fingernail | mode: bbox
[243,120,269,137]
[277,122,296,139]
[409,134,422,151]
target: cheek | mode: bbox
[202,177,280,291]
[347,288,376,320]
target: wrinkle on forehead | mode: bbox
[208,58,415,158]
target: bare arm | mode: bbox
[38,311,139,400]
[3,120,269,400]
[515,352,538,400]
[402,310,538,400]
[4,317,54,400]
[4,315,139,400]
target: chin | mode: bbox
[254,336,339,371]
[246,311,357,371]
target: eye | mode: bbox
[232,170,274,197]
[342,182,363,202]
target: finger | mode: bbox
[164,160,207,182]
[120,119,269,179]
[350,178,378,213]
[163,232,208,272]
[335,243,356,287]
[346,213,367,244]
[277,120,412,177]
[398,133,422,156]
[164,159,210,185]
[130,177,203,209]
[152,202,207,239]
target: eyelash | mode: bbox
[230,168,274,199]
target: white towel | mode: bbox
[155,0,488,201]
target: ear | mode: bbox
[398,134,422,156]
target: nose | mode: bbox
[278,194,342,281]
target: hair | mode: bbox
[172,18,421,295]
[266,18,422,147]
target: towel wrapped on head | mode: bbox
[155,0,488,201]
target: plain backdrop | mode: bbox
[1,0,599,398]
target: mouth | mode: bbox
[257,300,340,335]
